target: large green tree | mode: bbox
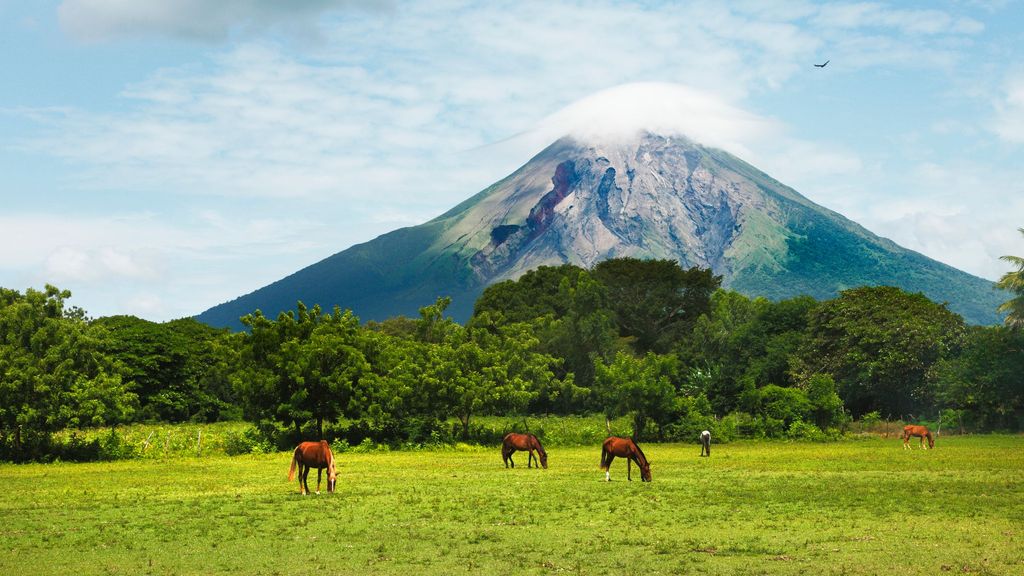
[0,286,135,460]
[90,316,231,422]
[235,302,373,440]
[473,264,590,322]
[996,228,1024,328]
[593,258,720,354]
[417,298,556,438]
[793,286,966,419]
[679,291,816,415]
[594,351,677,440]
[473,266,618,402]
[933,326,1024,430]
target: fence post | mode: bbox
[197,430,202,457]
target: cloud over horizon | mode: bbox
[57,0,392,42]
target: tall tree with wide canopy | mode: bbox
[594,351,677,440]
[90,316,230,422]
[235,302,373,440]
[793,286,966,419]
[0,286,135,460]
[592,258,720,354]
[933,326,1024,430]
[473,265,618,400]
[418,298,556,438]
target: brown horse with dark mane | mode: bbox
[288,440,337,495]
[502,433,547,469]
[903,425,934,450]
[600,436,651,482]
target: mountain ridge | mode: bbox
[197,132,1003,328]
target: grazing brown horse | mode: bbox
[288,440,337,495]
[903,425,934,450]
[600,436,651,482]
[502,433,547,469]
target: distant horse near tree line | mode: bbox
[903,425,934,449]
[502,432,547,469]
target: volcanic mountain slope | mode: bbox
[197,132,1003,328]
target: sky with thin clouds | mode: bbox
[1,0,1022,322]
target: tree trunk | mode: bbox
[294,420,303,441]
[632,413,647,441]
[459,414,470,439]
[317,417,324,440]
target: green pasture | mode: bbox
[2,435,1022,575]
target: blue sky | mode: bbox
[1,0,1022,321]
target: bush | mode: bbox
[98,429,138,460]
[720,411,754,440]
[223,426,275,456]
[662,394,716,442]
[54,432,101,462]
[350,437,390,453]
[787,419,827,441]
[663,413,716,443]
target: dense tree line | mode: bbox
[2,256,1023,461]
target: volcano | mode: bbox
[197,131,1002,328]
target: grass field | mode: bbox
[2,435,1022,575]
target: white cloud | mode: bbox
[991,75,1024,143]
[44,246,159,283]
[32,1,989,210]
[0,210,334,319]
[528,82,784,157]
[812,3,984,36]
[854,161,1024,281]
[57,0,392,42]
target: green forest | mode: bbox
[2,257,1022,462]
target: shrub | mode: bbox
[54,432,101,461]
[98,429,138,460]
[223,426,275,456]
[787,419,827,441]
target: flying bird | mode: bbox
[814,60,830,68]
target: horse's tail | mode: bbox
[600,443,609,470]
[287,448,299,481]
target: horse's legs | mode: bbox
[300,465,310,495]
[528,449,534,469]
[604,455,613,481]
[316,468,322,494]
[627,458,632,481]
